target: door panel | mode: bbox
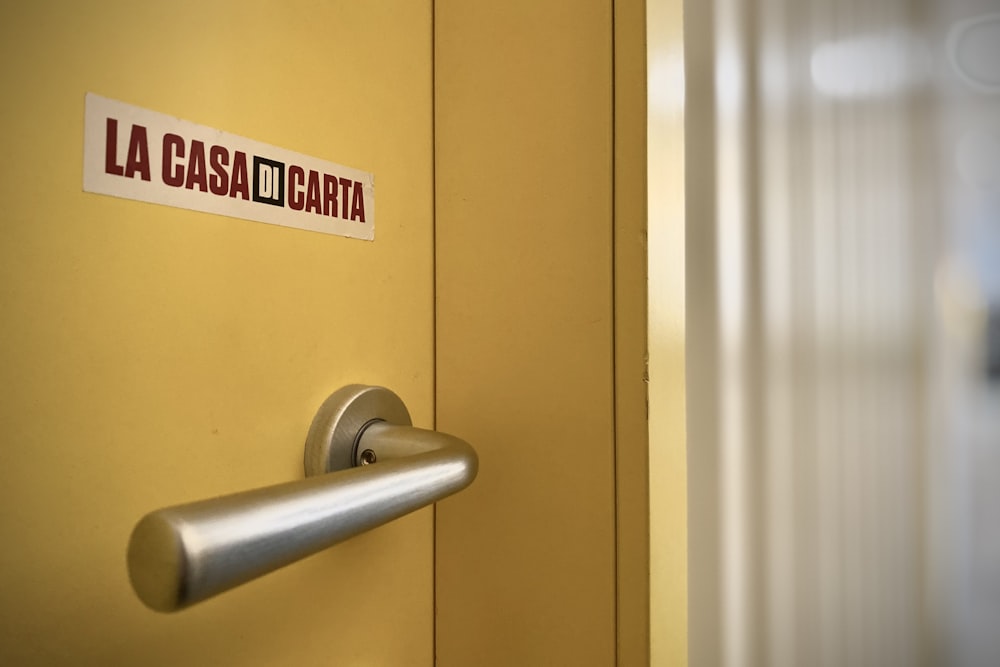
[434,2,619,664]
[0,1,434,664]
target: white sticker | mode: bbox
[83,93,374,240]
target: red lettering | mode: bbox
[124,124,151,181]
[338,177,352,219]
[229,151,249,200]
[209,145,229,196]
[162,134,185,187]
[185,140,208,192]
[305,170,321,214]
[105,118,124,176]
[351,181,366,222]
[288,166,305,210]
[323,174,338,217]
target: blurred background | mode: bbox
[678,0,1000,664]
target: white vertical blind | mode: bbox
[683,0,1000,664]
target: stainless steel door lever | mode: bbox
[126,384,478,612]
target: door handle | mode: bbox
[126,385,478,612]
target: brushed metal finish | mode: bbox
[303,384,412,476]
[127,385,477,613]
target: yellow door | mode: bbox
[1,1,435,664]
[2,2,681,666]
